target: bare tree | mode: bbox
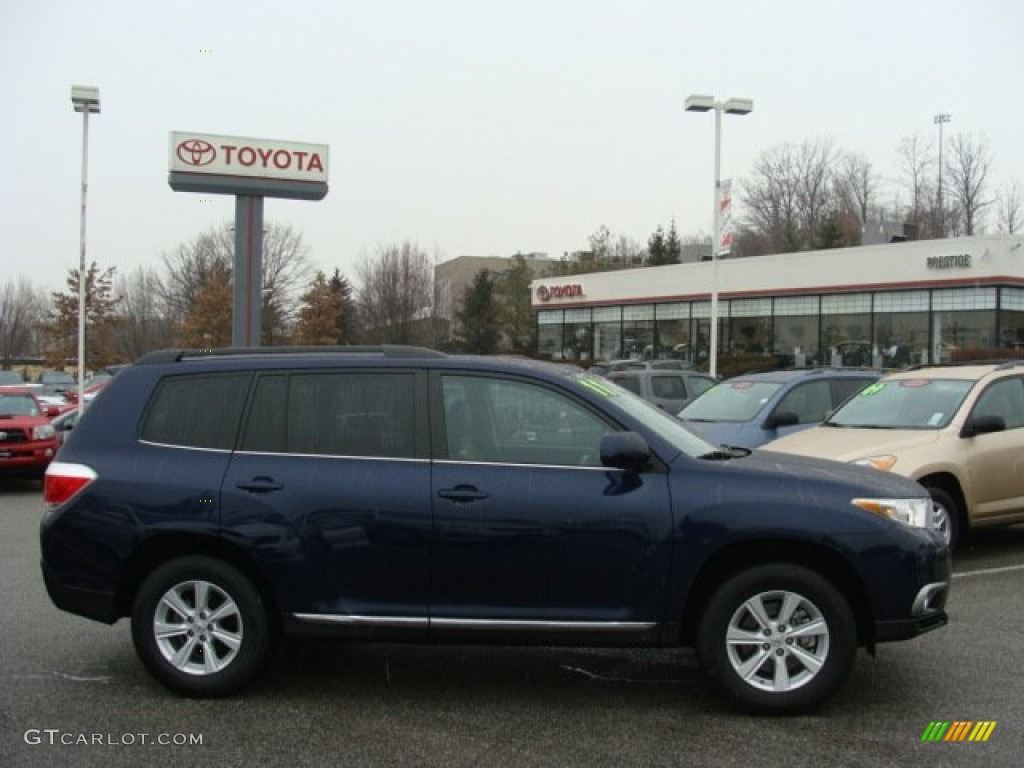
[1,277,46,369]
[159,225,233,326]
[355,242,435,345]
[44,263,121,370]
[114,266,174,360]
[260,222,312,345]
[741,139,840,253]
[997,182,1022,234]
[835,151,878,226]
[946,133,993,236]
[894,133,936,234]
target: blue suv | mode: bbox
[678,368,881,450]
[41,347,948,713]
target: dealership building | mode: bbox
[531,235,1024,368]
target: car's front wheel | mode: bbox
[924,485,961,550]
[697,564,857,714]
[131,556,273,697]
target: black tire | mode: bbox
[697,564,857,714]
[924,485,963,551]
[131,556,273,697]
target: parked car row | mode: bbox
[641,361,1024,550]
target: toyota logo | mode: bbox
[176,139,217,167]
[537,286,551,302]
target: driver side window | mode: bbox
[442,375,613,466]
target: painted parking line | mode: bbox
[953,563,1024,579]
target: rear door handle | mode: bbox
[437,485,489,503]
[236,477,284,494]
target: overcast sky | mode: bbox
[2,0,1022,295]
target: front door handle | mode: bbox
[236,476,284,494]
[437,485,489,503]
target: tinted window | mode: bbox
[443,375,612,466]
[240,372,417,458]
[972,377,1024,430]
[140,374,250,449]
[651,375,686,399]
[775,381,832,424]
[613,377,642,395]
[832,377,875,407]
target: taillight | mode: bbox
[44,462,97,506]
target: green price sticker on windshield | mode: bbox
[861,382,886,397]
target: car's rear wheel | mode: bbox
[131,556,273,697]
[697,564,856,714]
[924,485,961,550]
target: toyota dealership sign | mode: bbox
[168,131,329,200]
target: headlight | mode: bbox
[852,455,898,472]
[851,497,933,529]
[33,424,56,440]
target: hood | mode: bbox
[714,449,930,500]
[763,425,941,462]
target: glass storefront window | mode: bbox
[537,310,563,360]
[872,291,929,367]
[563,308,592,362]
[728,299,772,357]
[655,303,691,362]
[999,288,1024,355]
[592,307,622,362]
[932,287,997,361]
[821,294,872,367]
[622,305,654,360]
[774,296,820,367]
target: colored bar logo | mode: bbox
[921,721,997,742]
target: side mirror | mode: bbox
[45,405,60,418]
[600,431,651,474]
[960,414,1005,438]
[762,410,799,430]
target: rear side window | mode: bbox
[140,374,251,450]
[240,372,417,458]
[651,375,686,399]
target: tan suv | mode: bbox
[763,362,1024,549]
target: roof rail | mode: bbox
[134,346,447,365]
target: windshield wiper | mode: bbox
[699,445,751,461]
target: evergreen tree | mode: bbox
[647,226,668,265]
[296,270,342,345]
[329,268,357,344]
[176,263,232,348]
[495,255,535,353]
[455,270,501,354]
[665,220,683,264]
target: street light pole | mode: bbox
[71,85,100,408]
[685,94,753,378]
[934,113,951,237]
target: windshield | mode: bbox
[678,380,782,421]
[827,378,974,429]
[573,374,718,458]
[0,394,42,417]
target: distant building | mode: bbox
[862,219,921,246]
[530,235,1024,367]
[434,253,552,340]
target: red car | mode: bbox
[0,387,59,479]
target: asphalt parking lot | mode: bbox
[2,479,1023,767]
